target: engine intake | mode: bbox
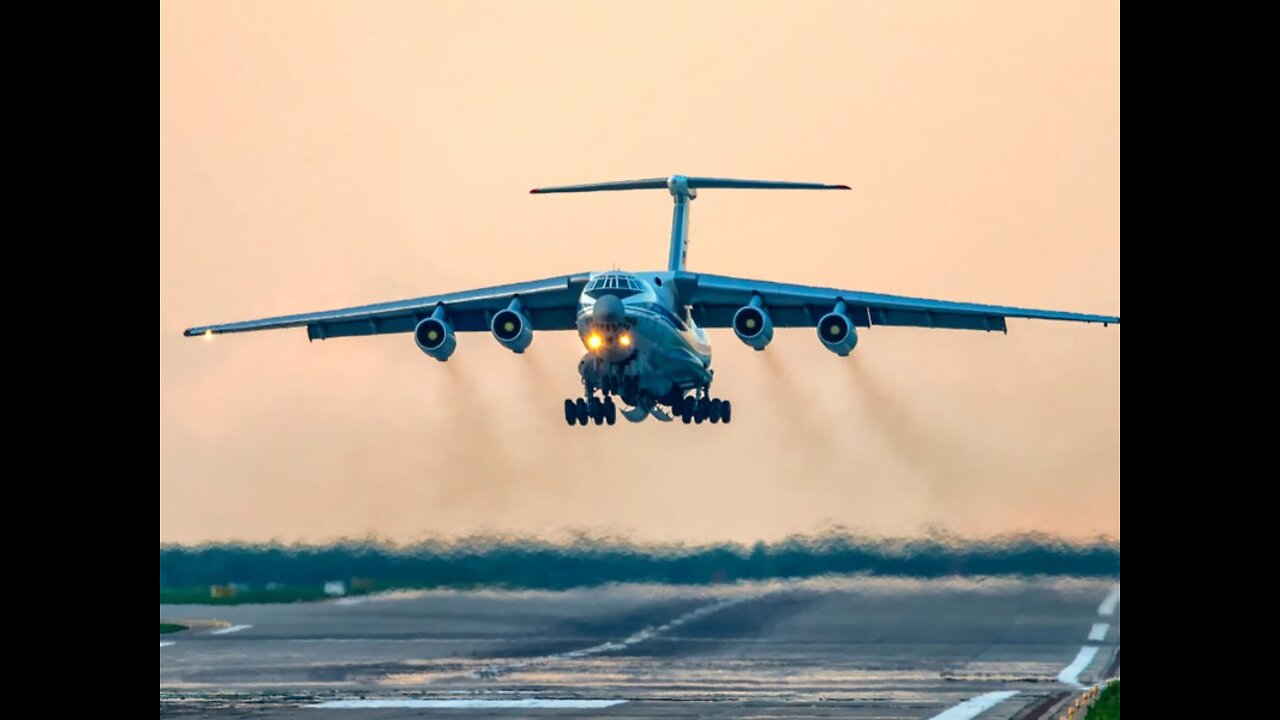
[733,297,774,351]
[414,314,456,361]
[492,301,533,353]
[818,302,858,356]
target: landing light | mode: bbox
[203,329,213,341]
[587,333,603,350]
[619,333,632,347]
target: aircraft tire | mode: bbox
[605,398,617,425]
[575,398,589,425]
[720,400,731,424]
[709,399,722,424]
[682,395,696,420]
[564,399,577,426]
[590,398,604,425]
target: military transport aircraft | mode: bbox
[185,175,1119,427]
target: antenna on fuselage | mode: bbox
[530,175,850,271]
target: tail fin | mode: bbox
[530,174,850,270]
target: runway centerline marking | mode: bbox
[310,699,627,709]
[1088,622,1109,641]
[1097,584,1120,616]
[1056,646,1099,687]
[928,690,1019,720]
[475,595,753,678]
[160,641,175,648]
[211,624,253,635]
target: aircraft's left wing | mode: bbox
[184,273,591,340]
[677,272,1119,332]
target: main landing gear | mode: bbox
[564,395,617,426]
[670,393,731,425]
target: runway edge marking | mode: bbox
[928,690,1019,720]
[1096,584,1120,616]
[1055,646,1099,687]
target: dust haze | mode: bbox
[160,1,1119,545]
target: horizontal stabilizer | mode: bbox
[530,175,849,194]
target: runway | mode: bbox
[160,576,1120,718]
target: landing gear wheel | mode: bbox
[681,395,694,424]
[720,400,732,424]
[694,398,709,424]
[589,397,604,425]
[604,397,617,425]
[709,398,722,424]
[564,399,578,426]
[575,398,589,425]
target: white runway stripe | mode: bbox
[1057,646,1099,686]
[928,691,1019,720]
[210,624,253,635]
[475,595,751,678]
[160,641,175,648]
[310,699,627,709]
[1097,585,1120,616]
[1088,622,1109,641]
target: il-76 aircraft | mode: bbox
[185,175,1119,427]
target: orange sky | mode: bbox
[160,1,1119,545]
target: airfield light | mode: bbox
[618,333,632,347]
[586,332,603,350]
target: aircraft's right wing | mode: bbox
[677,272,1119,331]
[184,273,591,341]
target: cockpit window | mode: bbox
[585,273,643,298]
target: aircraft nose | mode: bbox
[593,294,626,324]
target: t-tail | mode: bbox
[530,175,850,271]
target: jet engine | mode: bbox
[732,297,774,351]
[492,301,533,353]
[414,314,456,361]
[817,302,858,356]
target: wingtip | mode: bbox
[529,188,542,194]
[834,184,852,190]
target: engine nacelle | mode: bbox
[817,304,858,356]
[491,307,533,353]
[414,315,456,361]
[733,301,774,351]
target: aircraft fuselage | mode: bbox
[575,270,711,414]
